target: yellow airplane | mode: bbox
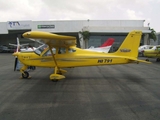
[143,45,160,62]
[13,30,151,81]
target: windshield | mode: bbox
[34,44,48,55]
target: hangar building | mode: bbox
[0,20,151,52]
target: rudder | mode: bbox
[113,30,142,58]
[100,38,114,47]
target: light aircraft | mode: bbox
[86,38,114,53]
[13,30,151,81]
[138,45,153,56]
[143,45,160,62]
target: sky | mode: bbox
[0,0,160,32]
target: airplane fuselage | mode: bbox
[143,46,160,58]
[17,47,131,68]
[12,30,151,80]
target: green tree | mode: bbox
[149,28,157,41]
[79,31,90,48]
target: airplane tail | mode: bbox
[113,30,142,58]
[100,38,114,47]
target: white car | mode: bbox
[138,45,153,55]
[0,45,10,53]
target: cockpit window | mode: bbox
[68,48,76,53]
[34,44,48,55]
[43,48,56,56]
[58,48,66,54]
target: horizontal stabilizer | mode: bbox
[126,57,151,64]
[135,59,152,64]
[116,56,152,64]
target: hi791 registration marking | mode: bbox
[97,59,112,63]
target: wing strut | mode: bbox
[48,45,65,81]
[49,45,58,68]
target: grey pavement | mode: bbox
[0,53,160,120]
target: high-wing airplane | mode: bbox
[86,38,114,53]
[138,45,153,56]
[13,30,151,81]
[143,45,160,62]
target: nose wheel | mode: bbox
[22,71,29,78]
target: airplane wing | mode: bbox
[23,31,76,48]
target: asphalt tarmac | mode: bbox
[0,53,160,120]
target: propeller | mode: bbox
[14,56,18,71]
[29,38,44,45]
[10,37,21,71]
[14,38,20,71]
[10,37,29,71]
[11,37,44,71]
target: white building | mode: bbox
[0,20,151,51]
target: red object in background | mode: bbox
[100,38,114,47]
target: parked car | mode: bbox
[0,45,11,53]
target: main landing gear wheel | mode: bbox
[22,71,29,78]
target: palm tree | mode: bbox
[149,28,157,41]
[79,30,90,48]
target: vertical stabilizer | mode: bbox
[113,30,142,58]
[100,38,114,47]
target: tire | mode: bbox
[22,71,29,78]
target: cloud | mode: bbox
[0,0,159,32]
[126,9,143,20]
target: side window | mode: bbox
[68,48,76,53]
[43,48,56,56]
[58,48,66,54]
